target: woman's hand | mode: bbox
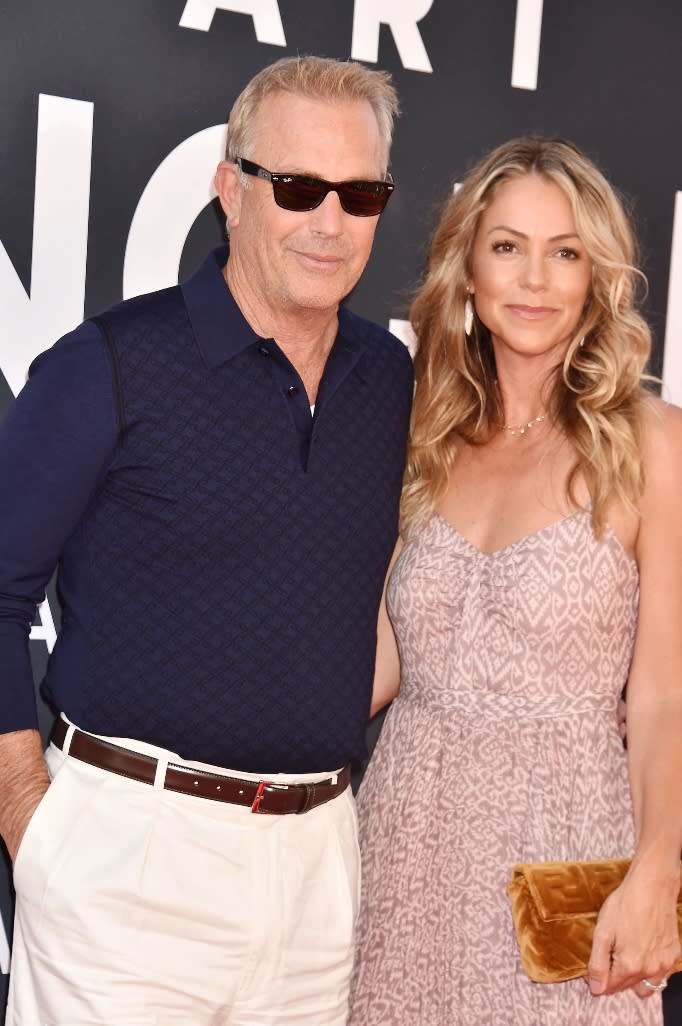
[587,859,680,998]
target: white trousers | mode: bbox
[7,727,360,1026]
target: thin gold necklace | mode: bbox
[503,414,546,437]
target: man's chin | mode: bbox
[286,282,356,314]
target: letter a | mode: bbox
[179,0,286,45]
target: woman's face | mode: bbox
[469,173,592,364]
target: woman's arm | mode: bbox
[369,539,403,718]
[588,400,682,997]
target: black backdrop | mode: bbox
[1,1,681,1019]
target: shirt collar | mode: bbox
[181,246,260,369]
[181,245,369,371]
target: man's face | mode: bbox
[223,91,386,319]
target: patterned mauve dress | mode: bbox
[348,511,662,1026]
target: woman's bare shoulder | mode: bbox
[640,395,682,480]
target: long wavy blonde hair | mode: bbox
[403,137,653,538]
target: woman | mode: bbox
[348,138,682,1025]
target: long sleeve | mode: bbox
[0,320,118,732]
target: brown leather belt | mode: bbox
[50,719,351,815]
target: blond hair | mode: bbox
[225,55,399,175]
[403,137,653,537]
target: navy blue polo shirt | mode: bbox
[0,248,413,771]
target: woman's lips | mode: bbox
[506,304,557,320]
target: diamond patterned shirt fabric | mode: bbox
[0,248,413,771]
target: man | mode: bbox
[0,56,412,1025]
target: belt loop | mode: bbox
[297,782,317,815]
[62,722,76,756]
[153,756,168,789]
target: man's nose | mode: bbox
[308,189,345,235]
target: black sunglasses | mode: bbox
[237,157,395,217]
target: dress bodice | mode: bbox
[388,511,640,717]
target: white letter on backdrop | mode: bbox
[29,597,57,654]
[388,319,416,357]
[511,0,544,90]
[662,192,682,406]
[123,124,227,299]
[179,0,286,44]
[0,95,93,395]
[351,0,433,73]
[1,911,9,974]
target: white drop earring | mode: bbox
[464,296,474,336]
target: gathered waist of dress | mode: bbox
[401,687,617,720]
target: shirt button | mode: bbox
[287,385,299,397]
[258,344,269,356]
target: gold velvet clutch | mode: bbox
[508,858,682,984]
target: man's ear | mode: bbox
[215,160,243,230]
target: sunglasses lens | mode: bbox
[270,174,394,216]
[272,176,327,212]
[338,182,393,216]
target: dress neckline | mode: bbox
[431,508,636,565]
